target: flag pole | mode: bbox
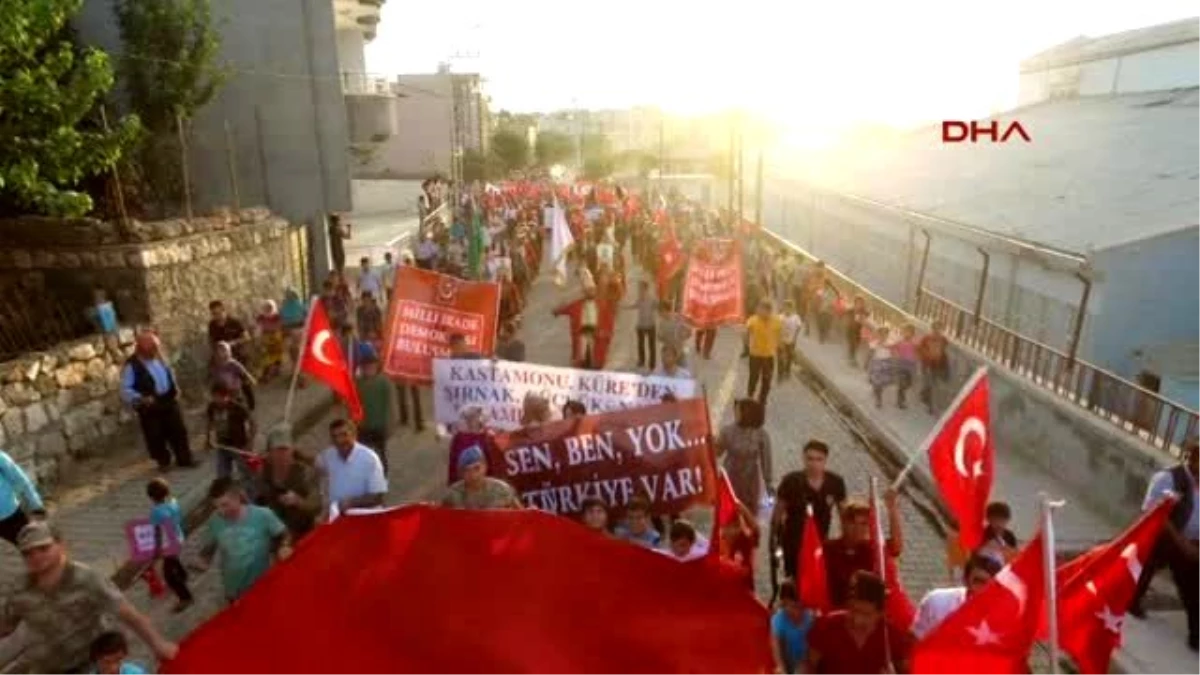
[891,366,989,490]
[1041,492,1066,675]
[869,476,896,674]
[282,296,319,425]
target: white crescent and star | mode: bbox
[1095,605,1125,634]
[995,566,1028,614]
[967,620,1002,646]
[1120,543,1142,582]
[953,416,988,478]
[311,329,335,366]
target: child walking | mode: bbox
[89,632,148,674]
[146,478,193,613]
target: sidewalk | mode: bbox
[789,319,1196,672]
[0,377,334,670]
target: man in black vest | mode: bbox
[1130,437,1198,651]
[119,331,195,470]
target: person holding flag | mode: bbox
[912,552,1003,639]
[824,488,904,609]
[806,570,913,674]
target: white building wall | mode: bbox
[1019,40,1199,105]
[1114,41,1200,93]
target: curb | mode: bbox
[109,392,335,590]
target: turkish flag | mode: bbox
[797,504,831,612]
[164,506,773,673]
[704,466,740,567]
[926,368,994,551]
[300,299,363,421]
[657,229,685,299]
[1052,496,1176,674]
[912,531,1046,674]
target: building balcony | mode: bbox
[333,0,384,41]
[342,72,403,144]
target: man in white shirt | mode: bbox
[316,419,387,515]
[1129,437,1198,650]
[911,553,1002,639]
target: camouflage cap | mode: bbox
[17,521,57,552]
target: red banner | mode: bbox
[382,266,500,384]
[487,399,717,517]
[680,238,744,328]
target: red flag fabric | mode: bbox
[798,504,831,612]
[705,466,740,567]
[869,486,916,629]
[163,506,773,674]
[912,531,1046,674]
[551,297,617,369]
[926,368,994,551]
[657,229,685,299]
[299,299,363,421]
[1053,497,1176,674]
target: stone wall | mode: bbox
[0,207,305,383]
[0,207,306,486]
[0,330,135,487]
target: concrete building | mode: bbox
[1018,17,1199,105]
[363,67,489,179]
[763,17,1199,415]
[74,0,405,278]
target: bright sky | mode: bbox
[366,0,1195,141]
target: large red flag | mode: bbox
[1054,497,1176,674]
[869,482,916,629]
[299,299,363,421]
[797,504,831,612]
[912,531,1046,674]
[164,506,773,674]
[925,368,993,552]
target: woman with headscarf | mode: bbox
[256,299,285,382]
[716,399,774,511]
[447,406,494,485]
[213,341,257,411]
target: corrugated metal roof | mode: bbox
[803,88,1200,254]
[1022,17,1199,71]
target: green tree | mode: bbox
[580,134,614,180]
[534,131,574,168]
[490,128,529,174]
[0,0,140,217]
[458,148,496,182]
[116,0,227,214]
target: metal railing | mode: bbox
[914,288,1198,456]
[757,228,1198,458]
[340,71,400,96]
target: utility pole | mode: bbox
[754,146,764,226]
[726,111,735,218]
[735,111,745,226]
[657,112,665,197]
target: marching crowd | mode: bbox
[0,176,1194,675]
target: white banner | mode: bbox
[432,359,699,429]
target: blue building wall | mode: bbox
[74,0,353,278]
[1089,226,1200,397]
